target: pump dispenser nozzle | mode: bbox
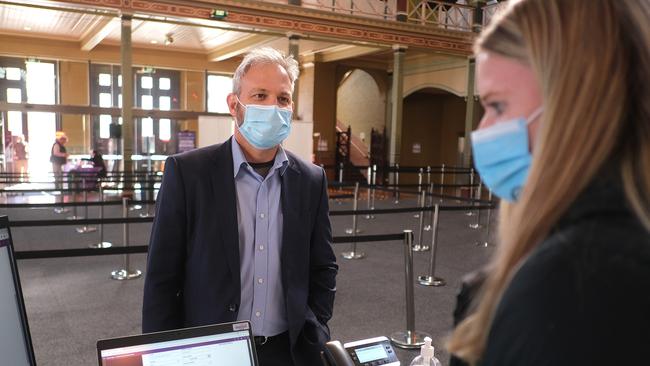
[421,336,434,360]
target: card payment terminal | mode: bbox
[322,336,400,366]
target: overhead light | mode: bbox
[150,40,158,44]
[23,26,32,31]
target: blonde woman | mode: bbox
[448,0,650,365]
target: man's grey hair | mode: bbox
[232,47,299,95]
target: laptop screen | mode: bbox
[0,218,37,366]
[98,321,257,366]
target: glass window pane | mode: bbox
[159,118,171,141]
[6,67,21,81]
[118,75,122,87]
[141,95,153,110]
[99,115,111,139]
[159,77,170,90]
[99,93,112,107]
[7,88,22,103]
[141,76,153,89]
[159,96,171,111]
[26,62,55,104]
[98,73,111,86]
[8,111,22,135]
[0,68,5,79]
[118,94,122,108]
[207,75,233,113]
[141,117,154,137]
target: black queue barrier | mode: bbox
[14,229,428,349]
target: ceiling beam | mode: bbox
[80,16,118,51]
[207,34,278,62]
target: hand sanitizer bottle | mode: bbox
[409,337,442,366]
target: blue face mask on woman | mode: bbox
[235,97,292,150]
[470,107,543,202]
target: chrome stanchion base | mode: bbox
[466,211,476,216]
[129,205,143,211]
[66,215,84,220]
[345,228,363,234]
[364,215,375,219]
[412,245,430,252]
[389,330,432,349]
[89,241,112,249]
[341,251,366,260]
[469,223,483,229]
[54,207,70,214]
[75,226,97,233]
[394,200,400,204]
[424,225,432,231]
[476,241,491,248]
[413,213,420,218]
[111,269,142,281]
[139,212,153,218]
[417,275,446,287]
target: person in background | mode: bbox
[13,134,28,179]
[50,131,69,191]
[143,47,338,366]
[448,1,650,365]
[88,150,107,179]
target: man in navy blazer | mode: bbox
[142,48,338,366]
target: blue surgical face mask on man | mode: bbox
[235,96,292,150]
[470,107,543,202]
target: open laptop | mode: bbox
[0,215,37,366]
[97,321,259,366]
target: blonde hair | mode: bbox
[448,0,650,363]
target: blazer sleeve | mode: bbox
[307,168,338,328]
[142,156,187,333]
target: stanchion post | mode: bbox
[394,163,400,204]
[390,230,432,349]
[111,197,142,280]
[466,168,476,216]
[413,168,424,218]
[365,166,374,220]
[424,183,433,231]
[469,180,484,229]
[90,183,112,248]
[426,166,431,186]
[418,204,446,286]
[338,162,344,190]
[54,176,70,213]
[478,191,493,247]
[67,184,83,220]
[413,190,429,252]
[343,182,365,259]
[76,179,97,233]
[370,164,376,214]
[439,164,445,202]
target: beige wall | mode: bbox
[336,69,386,145]
[59,61,89,153]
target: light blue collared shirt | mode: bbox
[232,137,289,337]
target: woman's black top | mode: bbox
[481,171,650,365]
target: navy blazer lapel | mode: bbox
[281,157,302,276]
[210,138,240,283]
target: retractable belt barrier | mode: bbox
[11,229,468,347]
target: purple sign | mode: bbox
[177,131,196,153]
